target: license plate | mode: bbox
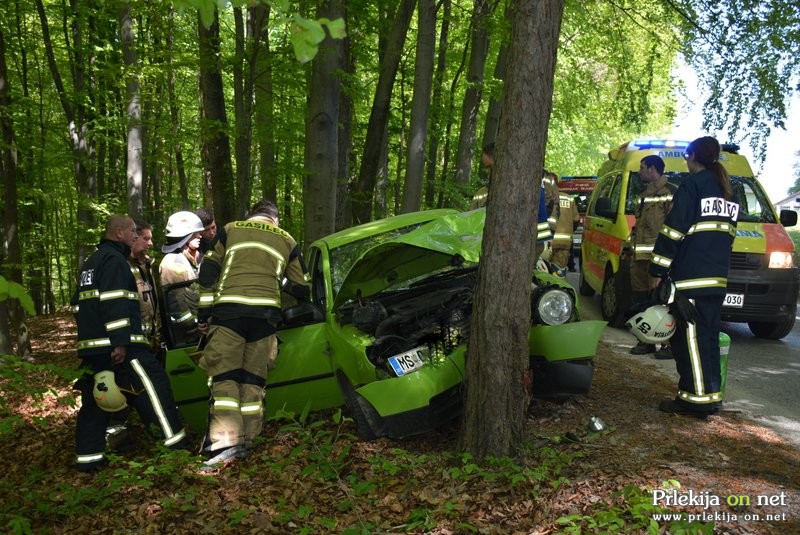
[723,293,744,308]
[388,346,426,376]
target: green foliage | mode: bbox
[0,276,36,316]
[788,230,800,252]
[556,480,714,534]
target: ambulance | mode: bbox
[557,175,597,259]
[580,139,799,339]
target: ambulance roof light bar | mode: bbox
[630,139,691,150]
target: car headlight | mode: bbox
[768,251,795,269]
[533,287,574,325]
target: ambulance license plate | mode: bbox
[723,293,744,308]
[388,347,426,376]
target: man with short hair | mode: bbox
[630,155,675,357]
[71,215,187,473]
[195,207,217,261]
[196,199,311,469]
[129,219,159,350]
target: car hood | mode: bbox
[334,209,487,308]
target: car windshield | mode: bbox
[625,173,775,223]
[328,223,430,297]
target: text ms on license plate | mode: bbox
[388,346,426,376]
[723,293,744,308]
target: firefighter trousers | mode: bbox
[199,318,278,452]
[75,350,188,471]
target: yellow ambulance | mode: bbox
[580,139,799,339]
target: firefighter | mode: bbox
[551,191,579,269]
[196,199,311,469]
[129,219,160,351]
[650,136,739,418]
[630,155,676,357]
[71,215,187,473]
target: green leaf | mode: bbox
[291,16,327,63]
[322,18,347,39]
[8,283,36,316]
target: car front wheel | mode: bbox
[601,269,629,328]
[747,305,797,339]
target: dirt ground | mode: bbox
[2,312,799,534]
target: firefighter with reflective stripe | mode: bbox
[129,219,160,351]
[543,170,561,232]
[196,199,311,469]
[159,211,204,345]
[629,155,676,355]
[71,215,187,472]
[649,137,739,417]
[551,192,579,268]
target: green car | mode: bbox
[161,208,606,439]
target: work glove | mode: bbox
[652,276,698,328]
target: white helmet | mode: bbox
[625,304,676,344]
[93,371,128,412]
[164,211,204,238]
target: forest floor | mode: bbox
[1,311,799,534]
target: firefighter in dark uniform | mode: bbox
[196,199,311,469]
[129,219,160,351]
[629,155,675,356]
[72,215,187,472]
[649,137,739,418]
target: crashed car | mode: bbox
[162,208,606,439]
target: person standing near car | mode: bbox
[71,215,188,472]
[649,136,738,418]
[196,199,311,469]
[551,189,580,269]
[194,207,217,263]
[630,155,676,357]
[129,219,160,351]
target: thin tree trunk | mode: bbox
[452,0,491,202]
[424,0,450,208]
[401,0,435,213]
[335,12,354,231]
[198,9,236,225]
[252,4,276,203]
[482,42,508,148]
[350,0,416,224]
[119,4,143,218]
[459,0,563,458]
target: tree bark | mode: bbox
[451,0,491,200]
[401,0,436,213]
[424,0,450,208]
[198,9,236,225]
[350,0,416,225]
[119,4,143,218]
[335,13,354,231]
[459,0,563,458]
[252,4,276,204]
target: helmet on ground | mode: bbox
[164,211,204,238]
[625,304,676,344]
[93,370,128,412]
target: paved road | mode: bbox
[565,271,800,447]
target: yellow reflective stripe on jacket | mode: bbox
[240,401,263,414]
[229,241,287,268]
[651,254,672,268]
[642,194,673,203]
[198,293,215,305]
[686,221,735,235]
[105,318,131,331]
[213,397,240,411]
[634,244,654,253]
[674,278,727,290]
[215,295,280,307]
[77,337,112,349]
[659,224,684,241]
[553,233,572,241]
[172,311,195,323]
[99,289,139,301]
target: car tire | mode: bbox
[578,260,595,296]
[601,269,629,328]
[337,373,378,441]
[747,305,796,339]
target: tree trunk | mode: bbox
[119,4,143,218]
[482,42,508,149]
[304,0,343,245]
[335,14,354,232]
[459,0,563,458]
[252,4,276,204]
[198,9,236,225]
[424,0,450,208]
[233,7,256,219]
[401,0,435,213]
[350,0,416,225]
[451,0,491,202]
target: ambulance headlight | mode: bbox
[768,252,795,269]
[533,287,574,325]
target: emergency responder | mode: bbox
[650,136,738,418]
[195,207,217,262]
[543,170,560,233]
[630,155,676,357]
[129,219,159,350]
[551,191,579,268]
[196,199,311,469]
[469,143,494,209]
[71,215,187,472]
[159,211,204,345]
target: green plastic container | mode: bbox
[719,332,730,395]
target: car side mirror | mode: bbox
[281,301,324,328]
[779,209,798,227]
[595,197,617,220]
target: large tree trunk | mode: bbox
[166,8,189,210]
[119,4,143,218]
[482,42,508,149]
[252,4,276,204]
[401,0,436,213]
[335,14,354,232]
[233,7,258,219]
[350,0,415,225]
[459,0,563,458]
[198,9,236,225]
[304,0,343,246]
[424,0,450,208]
[451,0,491,201]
